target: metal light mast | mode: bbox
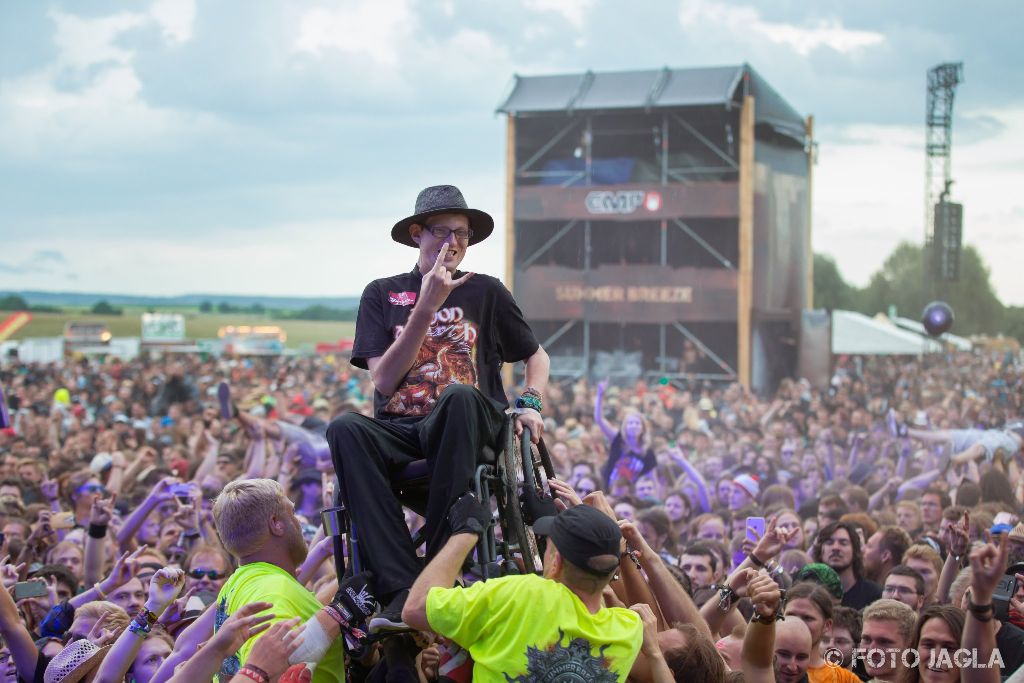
[924,63,963,284]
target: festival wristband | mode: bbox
[515,394,543,412]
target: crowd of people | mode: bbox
[0,348,1020,682]
[1,183,1023,683]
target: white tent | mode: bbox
[890,316,973,351]
[831,310,942,355]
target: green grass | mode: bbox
[9,312,355,348]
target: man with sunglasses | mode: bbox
[183,544,233,600]
[328,185,549,632]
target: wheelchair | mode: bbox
[322,413,558,588]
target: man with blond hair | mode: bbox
[859,599,916,683]
[213,479,374,683]
[902,544,942,606]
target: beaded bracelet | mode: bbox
[515,394,543,412]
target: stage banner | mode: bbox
[515,182,739,221]
[515,265,737,323]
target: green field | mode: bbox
[10,311,355,348]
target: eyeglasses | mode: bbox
[188,568,225,580]
[425,226,473,241]
[882,585,917,597]
[75,483,107,496]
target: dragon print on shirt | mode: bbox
[503,629,618,683]
[384,305,479,416]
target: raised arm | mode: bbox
[593,380,617,442]
[741,572,782,683]
[961,535,1007,683]
[0,572,39,683]
[404,492,488,631]
[631,603,674,683]
[619,519,713,643]
[93,568,186,683]
[670,449,711,513]
[937,512,970,604]
[117,478,175,552]
[83,494,115,585]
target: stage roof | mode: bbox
[496,64,806,142]
[831,310,942,356]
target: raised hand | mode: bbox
[418,245,473,312]
[969,534,1010,603]
[942,512,971,558]
[746,516,794,563]
[547,478,582,511]
[89,494,116,526]
[617,520,653,560]
[583,491,617,522]
[146,477,180,507]
[245,617,304,680]
[629,603,661,656]
[87,612,117,646]
[747,571,782,619]
[1,558,26,588]
[147,567,186,611]
[208,602,275,656]
[102,545,148,593]
[158,585,200,626]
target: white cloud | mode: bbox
[0,6,222,159]
[523,0,594,31]
[679,0,883,56]
[293,0,416,66]
[814,107,1024,306]
[150,0,197,44]
[50,10,148,69]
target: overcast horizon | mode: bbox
[2,1,1022,305]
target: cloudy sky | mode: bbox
[1,0,1022,305]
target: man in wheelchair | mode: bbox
[327,185,549,633]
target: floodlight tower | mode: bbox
[924,63,963,285]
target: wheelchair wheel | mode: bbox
[497,424,553,573]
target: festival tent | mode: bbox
[831,310,942,355]
[890,316,973,351]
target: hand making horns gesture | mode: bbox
[419,245,474,312]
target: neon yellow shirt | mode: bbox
[427,573,643,682]
[214,562,344,683]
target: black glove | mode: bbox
[331,571,377,626]
[448,491,491,537]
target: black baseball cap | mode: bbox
[533,505,622,576]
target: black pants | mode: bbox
[327,384,507,599]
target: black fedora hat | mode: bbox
[391,185,494,248]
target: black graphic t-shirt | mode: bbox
[601,434,657,489]
[351,265,539,419]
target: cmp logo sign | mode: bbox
[585,190,662,215]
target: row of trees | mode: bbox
[196,300,355,321]
[814,242,1024,340]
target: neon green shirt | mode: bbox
[214,562,345,683]
[427,573,642,682]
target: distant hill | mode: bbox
[9,290,360,311]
